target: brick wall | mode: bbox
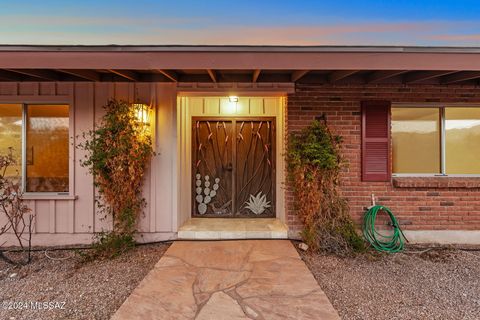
[286,83,480,236]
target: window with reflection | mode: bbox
[0,104,22,180]
[392,108,440,174]
[392,106,480,175]
[0,104,69,193]
[445,108,480,174]
[26,105,69,192]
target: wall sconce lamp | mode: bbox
[132,103,151,125]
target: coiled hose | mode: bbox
[363,205,407,253]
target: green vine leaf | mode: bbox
[286,120,364,255]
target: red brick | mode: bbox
[285,83,480,234]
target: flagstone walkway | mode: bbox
[112,240,339,320]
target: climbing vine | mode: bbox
[286,120,364,254]
[79,99,154,258]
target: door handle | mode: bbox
[225,162,233,171]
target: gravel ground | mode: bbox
[299,244,480,320]
[0,242,170,320]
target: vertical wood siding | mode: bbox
[0,82,177,245]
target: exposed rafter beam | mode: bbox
[329,70,359,83]
[108,69,140,81]
[0,69,23,81]
[56,69,101,81]
[291,70,309,82]
[207,69,217,82]
[367,70,409,83]
[441,71,480,84]
[252,69,261,82]
[403,71,457,84]
[156,69,178,82]
[6,69,59,81]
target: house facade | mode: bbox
[0,45,479,246]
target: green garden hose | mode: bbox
[363,205,407,253]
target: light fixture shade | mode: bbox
[132,103,150,125]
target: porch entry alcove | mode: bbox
[177,95,288,239]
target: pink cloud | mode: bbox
[428,34,480,42]
[0,19,478,46]
[144,22,445,45]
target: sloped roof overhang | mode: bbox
[0,45,479,84]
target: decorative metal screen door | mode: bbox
[192,118,275,217]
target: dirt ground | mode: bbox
[0,242,170,320]
[2,241,479,320]
[299,244,480,320]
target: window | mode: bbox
[0,104,69,193]
[445,108,480,174]
[392,106,480,175]
[0,104,22,180]
[392,108,440,174]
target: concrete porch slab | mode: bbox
[112,240,340,320]
[177,218,288,240]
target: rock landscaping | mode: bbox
[300,244,480,320]
[0,242,170,320]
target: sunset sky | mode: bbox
[1,1,479,45]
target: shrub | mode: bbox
[79,99,154,258]
[287,120,364,254]
[0,148,35,265]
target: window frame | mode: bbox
[392,103,480,177]
[0,102,73,196]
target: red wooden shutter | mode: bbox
[361,100,391,181]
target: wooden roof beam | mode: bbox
[291,70,309,82]
[157,69,178,82]
[403,71,457,84]
[56,69,101,81]
[441,71,480,84]
[5,69,60,81]
[207,69,217,82]
[367,70,409,83]
[329,70,359,83]
[108,69,140,81]
[252,69,261,82]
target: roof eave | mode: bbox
[1,45,480,54]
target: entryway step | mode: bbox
[177,218,288,240]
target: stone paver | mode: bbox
[112,240,339,320]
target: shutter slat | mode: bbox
[362,101,391,181]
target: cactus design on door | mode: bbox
[192,118,275,217]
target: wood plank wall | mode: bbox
[0,82,177,245]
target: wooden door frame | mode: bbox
[176,95,287,229]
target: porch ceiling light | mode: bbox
[224,96,239,114]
